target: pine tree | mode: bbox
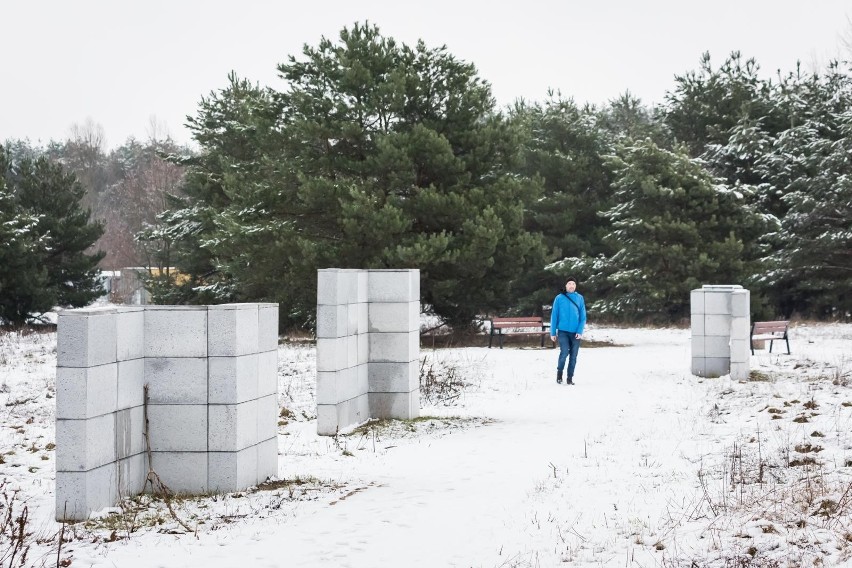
[148,23,544,329]
[0,146,104,323]
[597,140,772,321]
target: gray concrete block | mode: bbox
[369,361,419,393]
[56,462,118,521]
[146,405,207,452]
[317,269,349,306]
[367,270,418,303]
[257,304,279,352]
[730,361,749,381]
[730,290,750,318]
[114,406,146,460]
[357,332,369,365]
[116,307,144,362]
[117,453,148,498]
[144,357,208,404]
[690,357,705,377]
[368,302,419,333]
[208,304,259,357]
[731,316,750,341]
[690,314,704,336]
[705,314,731,336]
[316,337,349,372]
[256,437,278,483]
[369,390,419,420]
[117,359,144,410]
[704,336,731,359]
[730,340,750,363]
[317,367,357,405]
[356,271,368,303]
[346,335,358,368]
[356,303,368,335]
[208,446,258,493]
[257,350,278,398]
[208,400,258,452]
[317,394,369,436]
[56,364,117,420]
[369,330,419,362]
[690,289,704,315]
[57,308,117,368]
[704,357,730,378]
[316,404,340,436]
[703,291,730,315]
[144,306,207,358]
[347,303,359,336]
[357,363,369,396]
[256,394,278,442]
[149,452,208,494]
[316,304,348,338]
[56,414,116,472]
[209,354,259,405]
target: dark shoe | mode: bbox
[556,370,563,384]
[567,378,574,385]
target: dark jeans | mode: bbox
[557,330,581,379]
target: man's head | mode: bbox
[565,277,577,293]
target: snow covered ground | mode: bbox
[1,322,851,567]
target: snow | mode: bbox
[1,323,851,567]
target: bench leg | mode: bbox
[769,340,773,353]
[488,329,493,348]
[750,340,755,355]
[498,331,504,349]
[785,337,791,355]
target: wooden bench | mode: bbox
[488,316,552,349]
[750,320,791,355]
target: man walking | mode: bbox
[550,277,586,385]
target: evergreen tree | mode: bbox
[510,95,615,313]
[0,153,51,325]
[663,52,781,158]
[596,140,772,321]
[148,23,544,329]
[768,107,852,317]
[0,145,104,323]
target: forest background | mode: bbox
[1,22,851,329]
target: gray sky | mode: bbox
[3,0,850,147]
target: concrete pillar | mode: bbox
[690,285,750,380]
[316,269,420,435]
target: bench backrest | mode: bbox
[752,320,789,335]
[491,316,545,328]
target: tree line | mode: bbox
[2,23,850,328]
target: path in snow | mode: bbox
[89,329,700,567]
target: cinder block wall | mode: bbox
[690,285,750,379]
[316,269,419,435]
[56,303,279,521]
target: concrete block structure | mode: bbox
[316,269,420,435]
[56,303,279,521]
[690,285,750,380]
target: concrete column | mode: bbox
[690,285,750,379]
[316,269,420,435]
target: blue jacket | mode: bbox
[551,292,586,335]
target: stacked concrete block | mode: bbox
[206,303,280,493]
[367,270,420,420]
[56,303,279,521]
[56,306,147,521]
[690,285,750,380]
[316,269,420,435]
